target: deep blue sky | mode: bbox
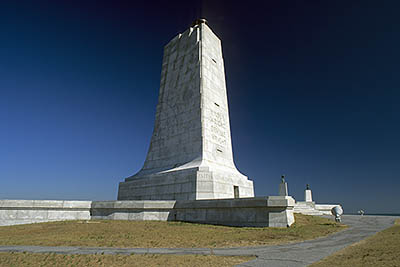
[1,1,399,213]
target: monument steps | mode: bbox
[294,202,324,216]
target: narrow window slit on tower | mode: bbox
[217,148,223,153]
[212,58,217,63]
[214,102,220,107]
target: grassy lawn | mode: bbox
[0,253,253,267]
[311,218,400,267]
[0,214,345,248]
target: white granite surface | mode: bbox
[118,20,253,200]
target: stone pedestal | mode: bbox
[305,189,313,202]
[118,19,254,200]
[279,182,288,196]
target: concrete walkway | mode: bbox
[235,215,397,266]
[0,215,397,266]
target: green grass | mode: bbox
[0,214,345,248]
[311,219,400,267]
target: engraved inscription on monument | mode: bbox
[210,109,227,147]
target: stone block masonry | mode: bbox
[0,196,295,228]
[171,196,295,227]
[0,200,91,226]
[118,19,254,200]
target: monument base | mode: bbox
[118,167,254,200]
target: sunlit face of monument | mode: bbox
[118,19,254,200]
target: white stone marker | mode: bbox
[118,19,254,200]
[305,184,313,202]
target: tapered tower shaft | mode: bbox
[118,20,254,200]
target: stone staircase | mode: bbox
[294,201,324,215]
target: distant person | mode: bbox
[358,210,365,216]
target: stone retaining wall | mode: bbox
[0,200,91,226]
[0,196,295,227]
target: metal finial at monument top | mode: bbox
[281,175,285,183]
[306,184,310,190]
[192,18,208,26]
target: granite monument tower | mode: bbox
[118,19,254,200]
